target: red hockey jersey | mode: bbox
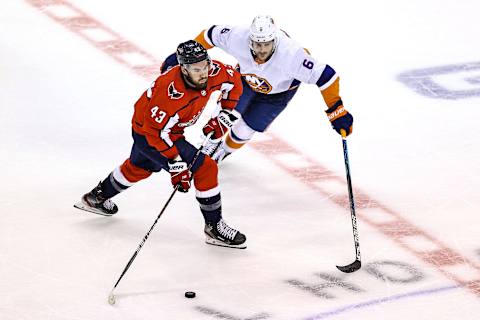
[132,60,243,159]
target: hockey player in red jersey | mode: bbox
[74,40,246,249]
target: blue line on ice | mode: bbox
[302,285,459,320]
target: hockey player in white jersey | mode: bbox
[161,15,353,161]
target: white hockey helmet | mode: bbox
[249,15,278,50]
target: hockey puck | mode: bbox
[107,293,116,305]
[184,291,196,298]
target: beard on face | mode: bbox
[194,76,208,89]
[254,48,273,62]
[183,72,208,90]
[257,52,268,59]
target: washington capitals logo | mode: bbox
[168,82,184,99]
[209,62,221,77]
[243,74,273,94]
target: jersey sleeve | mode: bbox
[316,63,342,108]
[139,85,181,159]
[194,25,234,52]
[287,48,342,108]
[217,63,243,110]
[287,48,329,85]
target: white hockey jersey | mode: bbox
[197,25,338,95]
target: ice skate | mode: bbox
[204,219,246,249]
[74,182,118,216]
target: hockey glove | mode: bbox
[168,157,191,193]
[203,110,238,141]
[325,101,353,137]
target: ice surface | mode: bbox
[1,0,480,319]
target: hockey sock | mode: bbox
[196,193,222,225]
[224,131,248,153]
[100,172,130,199]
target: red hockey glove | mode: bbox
[202,110,238,141]
[325,101,353,137]
[168,157,191,193]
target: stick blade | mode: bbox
[336,259,361,273]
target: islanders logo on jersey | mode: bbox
[242,74,273,94]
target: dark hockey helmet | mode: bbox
[176,40,210,65]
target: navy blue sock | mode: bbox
[100,172,130,199]
[196,193,222,225]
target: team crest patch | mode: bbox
[242,74,273,94]
[209,62,221,77]
[168,82,184,99]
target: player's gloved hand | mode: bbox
[202,110,238,140]
[168,156,191,193]
[325,101,353,137]
[201,138,220,157]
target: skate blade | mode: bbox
[205,236,247,249]
[73,202,115,217]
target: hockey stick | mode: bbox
[336,134,361,273]
[108,133,213,305]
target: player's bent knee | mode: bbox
[119,159,152,183]
[193,156,218,191]
[231,117,256,141]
